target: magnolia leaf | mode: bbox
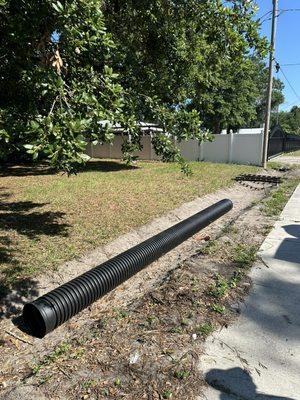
[79,153,91,162]
[52,1,63,12]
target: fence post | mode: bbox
[228,133,234,163]
[199,141,204,161]
[260,130,264,163]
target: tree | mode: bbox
[272,106,300,135]
[252,62,285,128]
[191,57,262,133]
[191,56,285,134]
[0,0,267,172]
[104,1,268,135]
[0,0,126,173]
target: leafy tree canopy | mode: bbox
[0,0,268,172]
[250,61,285,128]
[272,106,300,135]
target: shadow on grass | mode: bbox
[0,188,70,318]
[0,160,138,177]
[79,159,139,173]
[0,272,39,319]
[0,163,55,177]
[0,193,69,238]
[0,235,40,318]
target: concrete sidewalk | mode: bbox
[198,185,300,400]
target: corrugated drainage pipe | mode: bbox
[23,199,233,338]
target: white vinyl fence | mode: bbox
[86,131,264,166]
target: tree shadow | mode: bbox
[0,209,69,238]
[0,163,55,177]
[273,224,300,264]
[0,273,39,319]
[242,274,300,342]
[245,224,300,340]
[0,188,69,239]
[0,234,40,318]
[0,235,12,264]
[205,367,296,399]
[79,159,138,173]
[0,160,138,177]
[0,188,70,318]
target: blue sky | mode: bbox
[256,0,300,111]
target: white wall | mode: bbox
[177,139,200,161]
[231,133,263,165]
[238,128,263,135]
[201,135,231,163]
[86,132,263,166]
[176,134,262,165]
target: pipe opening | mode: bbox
[23,303,47,339]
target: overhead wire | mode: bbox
[258,10,272,22]
[279,9,300,12]
[260,8,300,24]
[276,62,300,104]
[260,8,300,111]
[280,63,300,67]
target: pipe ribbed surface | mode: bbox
[23,199,233,338]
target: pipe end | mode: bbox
[23,300,56,338]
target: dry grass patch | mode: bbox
[0,159,257,291]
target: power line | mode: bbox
[260,8,300,24]
[282,100,299,108]
[258,10,272,22]
[260,10,285,24]
[279,9,300,12]
[277,63,300,103]
[281,63,300,67]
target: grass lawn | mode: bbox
[0,159,257,290]
[262,178,300,216]
[285,150,300,157]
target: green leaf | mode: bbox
[79,153,90,162]
[52,1,63,12]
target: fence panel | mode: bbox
[268,125,285,158]
[87,133,264,166]
[268,125,300,158]
[284,134,300,153]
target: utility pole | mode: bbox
[262,0,278,169]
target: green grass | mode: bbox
[262,178,300,217]
[31,342,70,375]
[210,303,225,314]
[284,150,300,157]
[267,161,286,170]
[232,244,257,268]
[208,273,228,298]
[0,159,257,288]
[196,322,214,337]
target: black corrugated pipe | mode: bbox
[23,199,233,338]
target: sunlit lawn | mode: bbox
[285,150,300,157]
[0,159,258,288]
